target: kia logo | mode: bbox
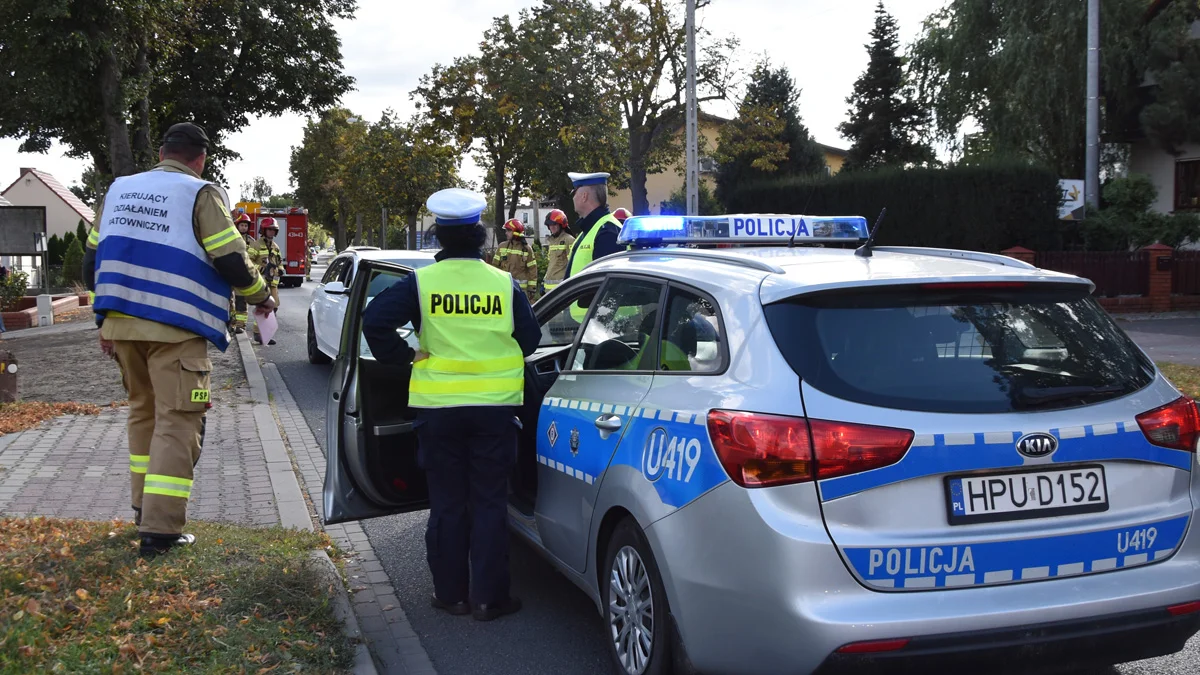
[1016,432,1058,458]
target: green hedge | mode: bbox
[723,161,1064,251]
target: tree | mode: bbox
[0,0,356,180]
[76,221,89,247]
[909,0,1146,176]
[840,3,934,171]
[604,0,738,215]
[48,235,65,266]
[715,60,826,206]
[660,181,720,215]
[1136,0,1200,154]
[62,240,85,285]
[240,177,273,203]
[290,108,368,250]
[264,193,294,209]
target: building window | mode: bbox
[1176,159,1200,210]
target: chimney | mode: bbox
[19,168,35,177]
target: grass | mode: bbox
[1159,362,1200,399]
[0,518,352,674]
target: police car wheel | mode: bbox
[307,314,331,365]
[603,518,671,675]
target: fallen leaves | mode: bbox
[0,401,101,435]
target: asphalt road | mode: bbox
[262,271,1200,675]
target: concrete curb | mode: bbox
[311,549,378,675]
[1,321,96,340]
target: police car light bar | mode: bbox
[617,214,870,247]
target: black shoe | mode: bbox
[472,597,522,622]
[139,533,196,558]
[132,506,142,527]
[430,595,471,616]
[253,335,263,344]
[267,339,276,346]
[234,327,245,335]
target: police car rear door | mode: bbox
[325,260,429,524]
[763,281,1197,591]
[535,275,664,573]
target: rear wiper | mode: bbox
[1016,384,1126,406]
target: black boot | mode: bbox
[472,597,522,622]
[139,533,196,558]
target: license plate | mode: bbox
[945,465,1108,525]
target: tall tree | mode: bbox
[1136,0,1200,154]
[240,176,273,203]
[0,0,355,180]
[604,0,738,215]
[289,108,367,251]
[840,2,934,171]
[909,0,1145,176]
[715,60,826,205]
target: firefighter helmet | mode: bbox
[235,213,252,225]
[545,209,568,228]
[260,217,279,233]
[612,207,632,223]
[503,219,525,236]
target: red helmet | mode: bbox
[234,213,252,225]
[545,209,568,228]
[260,217,279,232]
[612,207,632,223]
[503,219,525,236]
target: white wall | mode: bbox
[1129,139,1200,214]
[2,174,88,239]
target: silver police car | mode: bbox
[324,213,1200,675]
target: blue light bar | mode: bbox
[617,214,869,247]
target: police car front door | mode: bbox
[325,260,429,524]
[536,276,665,573]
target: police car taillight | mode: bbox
[707,411,913,488]
[1136,397,1200,452]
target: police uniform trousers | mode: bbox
[114,337,210,537]
[416,405,518,606]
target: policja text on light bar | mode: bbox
[617,214,870,248]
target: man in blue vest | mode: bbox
[84,122,275,557]
[362,188,539,621]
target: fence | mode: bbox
[1174,250,1200,296]
[1033,251,1150,297]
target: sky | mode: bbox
[0,0,948,204]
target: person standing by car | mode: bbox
[564,171,623,281]
[83,122,274,557]
[541,209,574,295]
[249,218,282,345]
[491,219,538,303]
[361,188,539,622]
[227,213,254,334]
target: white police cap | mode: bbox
[568,172,610,188]
[426,188,487,226]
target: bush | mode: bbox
[0,271,28,312]
[62,240,85,285]
[76,219,89,245]
[660,181,722,216]
[47,234,64,266]
[721,160,1064,251]
[1079,175,1200,249]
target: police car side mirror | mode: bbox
[324,281,347,295]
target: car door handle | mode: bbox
[594,414,622,431]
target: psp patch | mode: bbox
[190,389,210,403]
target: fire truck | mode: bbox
[245,207,310,288]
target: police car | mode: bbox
[323,213,1200,675]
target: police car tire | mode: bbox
[307,314,331,365]
[603,518,672,675]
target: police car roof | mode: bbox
[352,249,435,261]
[587,245,1091,305]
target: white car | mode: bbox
[307,249,436,364]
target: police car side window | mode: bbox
[571,278,664,372]
[659,289,723,374]
[321,258,346,284]
[538,286,598,348]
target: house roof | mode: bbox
[1,168,95,224]
[0,195,10,206]
[816,142,848,157]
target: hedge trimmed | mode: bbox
[723,161,1063,252]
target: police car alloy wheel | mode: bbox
[604,519,671,675]
[307,314,330,365]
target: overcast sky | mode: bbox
[0,0,947,203]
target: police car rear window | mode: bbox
[764,284,1155,414]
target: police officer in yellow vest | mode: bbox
[83,122,275,557]
[541,209,574,294]
[362,188,539,621]
[564,171,624,280]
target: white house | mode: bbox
[1,168,95,239]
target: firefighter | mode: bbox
[541,209,574,294]
[361,188,539,621]
[83,122,274,557]
[491,219,538,303]
[227,213,254,334]
[249,218,282,345]
[612,207,632,225]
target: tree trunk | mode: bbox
[98,47,136,177]
[628,128,650,215]
[130,47,152,169]
[406,212,418,250]
[492,157,506,229]
[335,202,347,251]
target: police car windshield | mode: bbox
[764,284,1155,414]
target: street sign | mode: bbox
[1058,179,1085,221]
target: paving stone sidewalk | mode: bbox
[0,364,278,527]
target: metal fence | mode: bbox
[1174,250,1200,296]
[1034,251,1149,297]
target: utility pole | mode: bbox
[355,214,363,246]
[1085,0,1100,212]
[381,207,388,248]
[685,0,699,217]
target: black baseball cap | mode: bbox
[161,122,210,148]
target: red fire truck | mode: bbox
[251,207,310,288]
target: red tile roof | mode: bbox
[1,168,95,224]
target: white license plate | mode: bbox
[946,465,1108,525]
